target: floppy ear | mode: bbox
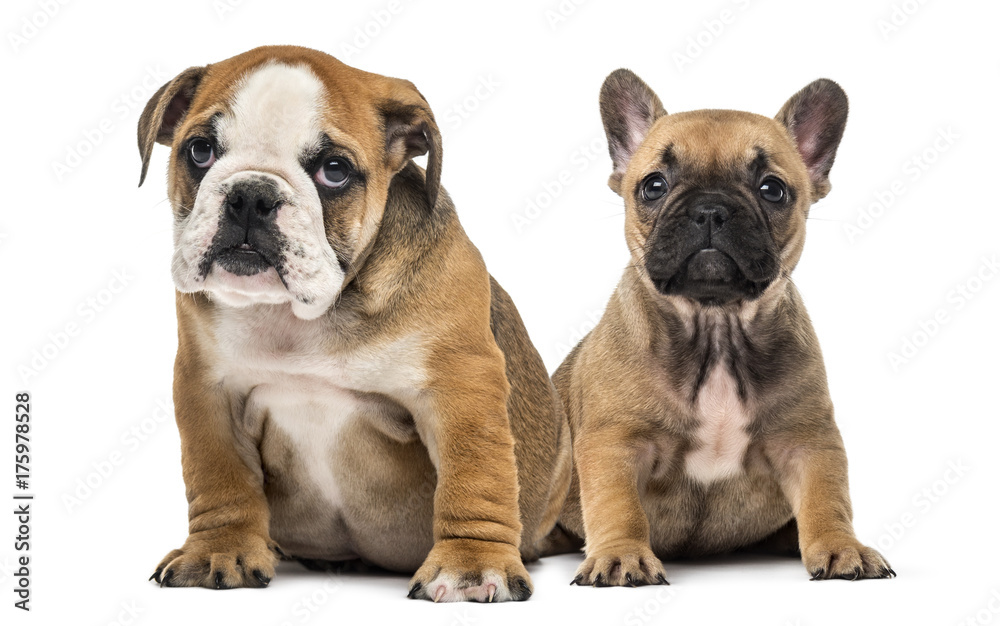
[599,68,667,194]
[775,78,848,199]
[379,79,443,209]
[137,66,206,187]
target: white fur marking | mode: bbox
[217,305,427,395]
[684,364,751,483]
[424,570,515,603]
[172,62,344,320]
[247,385,354,509]
[219,305,428,515]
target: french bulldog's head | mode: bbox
[599,69,847,306]
[138,45,441,320]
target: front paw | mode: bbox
[803,532,896,580]
[407,538,532,603]
[571,543,668,587]
[150,527,279,589]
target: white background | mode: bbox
[3,0,999,624]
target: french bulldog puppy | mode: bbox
[137,46,571,602]
[554,70,894,585]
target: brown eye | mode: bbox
[315,157,351,188]
[759,177,786,203]
[641,174,668,201]
[188,138,215,168]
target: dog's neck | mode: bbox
[337,163,452,312]
[617,265,810,403]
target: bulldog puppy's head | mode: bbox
[138,46,441,320]
[599,70,848,307]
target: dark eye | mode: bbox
[759,177,786,203]
[315,157,352,189]
[188,138,215,168]
[641,174,668,202]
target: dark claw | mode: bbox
[149,569,162,583]
[631,574,651,588]
[511,577,532,601]
[656,573,670,586]
[886,568,897,579]
[809,569,826,581]
[570,574,584,586]
[160,569,174,588]
[407,582,423,599]
[594,573,607,588]
[253,570,271,587]
[625,573,636,587]
[851,567,863,581]
[215,571,224,589]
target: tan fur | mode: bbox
[556,71,894,585]
[138,46,569,601]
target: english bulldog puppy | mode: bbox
[137,45,571,602]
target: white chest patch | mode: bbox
[247,383,357,510]
[216,305,426,397]
[684,364,751,484]
[217,304,427,509]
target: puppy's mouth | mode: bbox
[653,248,771,305]
[198,219,287,282]
[213,242,274,277]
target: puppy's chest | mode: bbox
[212,306,427,459]
[680,364,753,484]
[214,306,425,395]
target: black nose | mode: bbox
[688,203,731,229]
[225,178,283,225]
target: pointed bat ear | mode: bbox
[599,68,667,194]
[137,66,206,187]
[379,79,442,209]
[775,79,849,199]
